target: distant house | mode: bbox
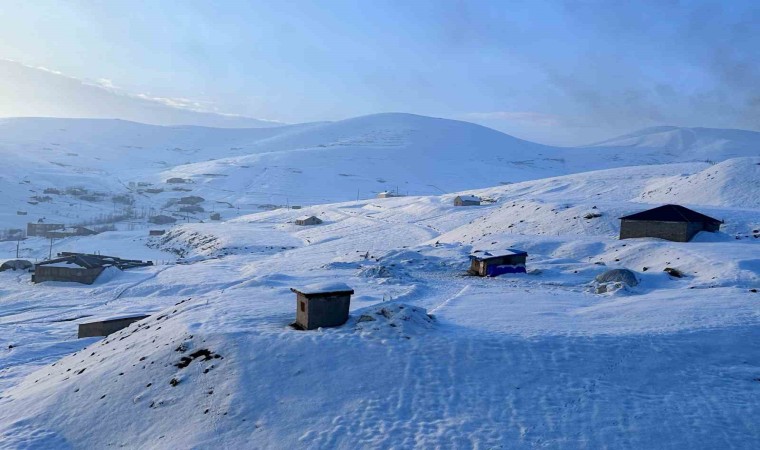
[619,204,722,242]
[454,195,481,206]
[149,214,177,225]
[290,282,354,330]
[377,191,403,198]
[295,215,322,226]
[149,229,166,236]
[46,226,97,239]
[26,223,65,237]
[469,249,528,277]
[33,252,153,285]
[165,177,188,184]
[209,212,221,221]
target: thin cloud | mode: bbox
[465,111,563,127]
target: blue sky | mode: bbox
[0,0,757,145]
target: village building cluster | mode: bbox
[1,193,726,336]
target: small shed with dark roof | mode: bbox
[294,215,322,226]
[469,249,528,277]
[290,282,354,330]
[619,204,722,242]
[454,195,481,206]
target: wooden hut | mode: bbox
[291,283,354,330]
[469,249,528,277]
[454,195,481,206]
[619,204,722,242]
[295,215,322,226]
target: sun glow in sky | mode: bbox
[0,0,757,145]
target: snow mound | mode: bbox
[356,264,409,281]
[351,303,436,338]
[595,269,639,286]
[92,266,122,284]
[593,268,639,294]
[638,157,760,208]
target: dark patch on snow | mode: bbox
[175,349,221,369]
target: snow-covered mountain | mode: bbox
[1,113,757,235]
[0,113,565,231]
[0,60,280,128]
[583,125,760,162]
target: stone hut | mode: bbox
[78,314,150,338]
[33,252,153,285]
[26,222,65,237]
[469,249,528,277]
[377,191,403,198]
[295,215,322,226]
[454,195,481,206]
[290,282,354,330]
[46,226,97,239]
[619,204,722,242]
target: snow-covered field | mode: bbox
[0,143,758,448]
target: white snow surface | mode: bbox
[0,117,759,448]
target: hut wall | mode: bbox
[471,255,527,277]
[619,220,692,242]
[296,293,351,330]
[33,266,105,285]
[484,255,527,276]
[78,315,150,338]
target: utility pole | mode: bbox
[16,239,20,258]
[48,236,54,259]
[357,188,360,201]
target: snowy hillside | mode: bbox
[638,157,760,208]
[583,125,760,162]
[0,160,758,448]
[0,113,564,232]
[1,114,758,236]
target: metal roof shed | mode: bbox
[469,249,528,277]
[290,282,354,330]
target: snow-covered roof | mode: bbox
[470,249,528,260]
[291,282,354,296]
[619,204,721,224]
[456,195,481,201]
[296,215,319,221]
